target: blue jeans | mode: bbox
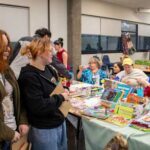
[2,141,10,150]
[29,121,67,150]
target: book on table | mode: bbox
[100,88,124,103]
[104,79,133,99]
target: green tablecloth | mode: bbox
[82,117,150,150]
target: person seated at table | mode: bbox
[110,62,123,80]
[115,57,149,87]
[77,56,107,85]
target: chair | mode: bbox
[102,55,113,72]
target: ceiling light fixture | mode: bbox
[137,8,150,13]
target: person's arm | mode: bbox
[77,65,84,80]
[51,55,72,79]
[62,51,68,68]
[0,119,15,141]
[18,74,65,116]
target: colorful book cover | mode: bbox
[104,79,118,89]
[130,113,150,132]
[129,124,150,132]
[126,93,145,104]
[106,115,129,127]
[114,104,134,119]
[101,89,124,103]
[103,79,133,99]
[116,83,133,99]
[135,112,150,127]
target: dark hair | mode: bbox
[93,55,100,61]
[54,37,63,47]
[114,62,123,71]
[35,28,51,38]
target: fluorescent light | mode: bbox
[137,8,150,13]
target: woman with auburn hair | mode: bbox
[0,30,28,150]
[77,56,107,85]
[18,37,69,150]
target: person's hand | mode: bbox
[136,78,150,87]
[61,92,69,101]
[79,65,88,71]
[12,131,20,143]
[79,65,84,71]
[19,124,29,136]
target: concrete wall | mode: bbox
[81,0,150,65]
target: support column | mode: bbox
[67,0,81,78]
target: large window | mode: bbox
[101,36,120,51]
[121,21,137,49]
[138,36,150,50]
[81,15,150,54]
[82,35,121,53]
[82,34,101,53]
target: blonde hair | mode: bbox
[89,56,102,68]
[21,37,51,60]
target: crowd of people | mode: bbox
[0,28,150,150]
[0,28,71,150]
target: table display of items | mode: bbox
[69,81,103,97]
[69,80,150,132]
[130,86,150,132]
[134,60,150,71]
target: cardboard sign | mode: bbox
[50,82,71,117]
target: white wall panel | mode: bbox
[0,0,48,36]
[82,15,100,35]
[0,5,29,41]
[138,24,150,36]
[101,18,121,36]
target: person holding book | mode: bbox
[18,37,69,150]
[77,56,107,85]
[0,30,28,150]
[115,57,149,87]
